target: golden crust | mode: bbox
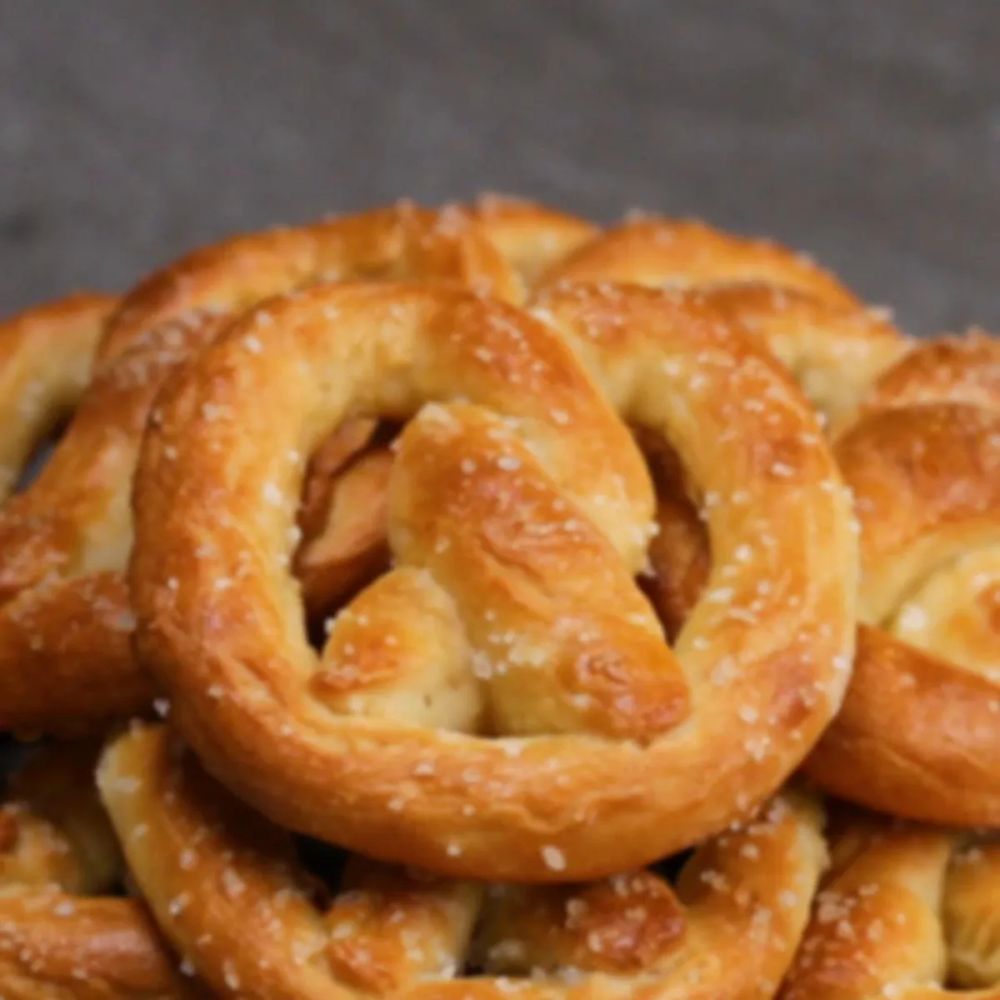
[0,744,197,999]
[779,812,1000,999]
[128,279,854,879]
[535,220,908,429]
[0,293,115,501]
[539,217,861,309]
[806,334,1000,825]
[0,204,524,735]
[99,722,828,999]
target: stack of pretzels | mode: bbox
[0,196,995,999]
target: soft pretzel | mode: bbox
[535,216,908,427]
[0,203,529,735]
[129,278,854,879]
[535,217,1000,824]
[779,810,1000,999]
[806,332,1000,826]
[0,742,198,998]
[99,722,827,1000]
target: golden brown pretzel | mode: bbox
[0,742,198,998]
[129,278,854,880]
[536,217,909,428]
[0,203,528,735]
[99,722,828,1000]
[534,216,1000,825]
[806,332,1000,826]
[779,810,1000,999]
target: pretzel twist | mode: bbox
[528,216,1000,825]
[0,743,198,998]
[0,202,555,735]
[535,217,908,427]
[806,332,1000,825]
[780,811,1000,999]
[99,722,827,999]
[129,277,854,879]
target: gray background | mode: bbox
[1,0,996,333]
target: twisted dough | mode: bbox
[806,332,1000,825]
[306,215,906,645]
[130,279,854,879]
[536,216,907,427]
[779,810,1000,999]
[0,743,198,999]
[0,202,558,735]
[532,215,1000,825]
[100,722,827,1000]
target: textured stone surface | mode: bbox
[0,0,997,331]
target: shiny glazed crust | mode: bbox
[806,333,1000,825]
[99,723,828,1000]
[0,203,527,735]
[128,279,855,879]
[0,744,198,999]
[779,811,1000,998]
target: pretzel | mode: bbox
[805,332,1000,826]
[0,203,529,735]
[0,742,198,998]
[129,277,854,879]
[99,722,827,999]
[535,216,909,427]
[779,810,1000,999]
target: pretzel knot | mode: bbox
[780,810,1000,999]
[130,278,855,880]
[0,202,556,735]
[806,332,1000,826]
[0,743,196,998]
[100,723,827,999]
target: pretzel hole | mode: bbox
[10,412,71,495]
[294,416,397,629]
[632,428,711,641]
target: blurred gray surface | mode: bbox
[1,0,997,333]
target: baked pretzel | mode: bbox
[780,810,1000,999]
[536,216,908,428]
[534,217,1000,824]
[0,742,198,998]
[129,278,854,879]
[100,722,827,999]
[806,332,1000,826]
[0,203,530,735]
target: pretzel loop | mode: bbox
[131,279,855,880]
